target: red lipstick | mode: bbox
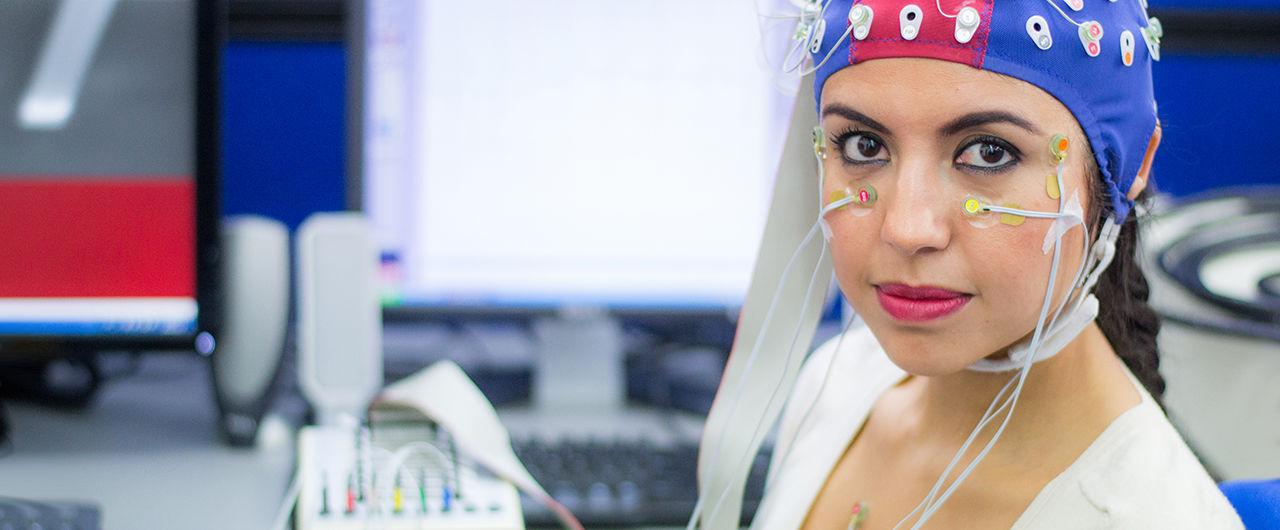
[876,283,971,322]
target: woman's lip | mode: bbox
[877,283,969,300]
[876,283,972,322]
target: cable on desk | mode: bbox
[272,467,301,530]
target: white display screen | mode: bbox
[361,0,792,310]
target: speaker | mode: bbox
[212,215,290,446]
[296,212,383,426]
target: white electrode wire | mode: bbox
[903,196,1072,530]
[977,162,1092,352]
[890,374,1020,528]
[898,156,1092,528]
[1043,0,1084,27]
[800,26,854,76]
[1019,162,1095,343]
[687,220,827,530]
[704,239,832,526]
[755,0,799,77]
[774,0,841,74]
[271,469,301,530]
[382,441,455,493]
[981,205,1074,220]
[782,31,813,72]
[762,312,859,493]
[934,0,960,18]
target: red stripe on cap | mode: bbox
[850,0,994,68]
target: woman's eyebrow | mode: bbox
[820,103,890,134]
[939,111,1040,137]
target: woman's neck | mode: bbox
[894,322,1141,464]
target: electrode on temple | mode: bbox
[1050,134,1070,162]
[812,126,826,159]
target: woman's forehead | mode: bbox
[819,58,1074,132]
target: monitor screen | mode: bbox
[0,0,218,346]
[352,0,793,313]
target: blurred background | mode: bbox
[0,0,1275,528]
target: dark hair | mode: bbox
[1088,175,1166,407]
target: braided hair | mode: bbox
[1089,173,1166,407]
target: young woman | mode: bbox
[695,1,1244,528]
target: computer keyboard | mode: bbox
[513,437,770,527]
[0,497,100,530]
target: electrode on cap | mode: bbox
[954,6,980,44]
[1078,21,1103,57]
[850,5,874,40]
[1120,30,1135,66]
[809,18,827,54]
[1142,17,1162,61]
[1026,15,1052,51]
[899,5,922,41]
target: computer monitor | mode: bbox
[0,0,221,355]
[349,0,790,317]
[349,0,796,410]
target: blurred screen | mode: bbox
[0,0,196,336]
[359,0,792,311]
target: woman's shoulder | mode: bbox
[784,323,901,415]
[1016,399,1244,529]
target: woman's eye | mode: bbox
[840,133,889,163]
[956,140,1016,169]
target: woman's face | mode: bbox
[820,58,1092,376]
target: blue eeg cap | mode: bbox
[810,0,1161,222]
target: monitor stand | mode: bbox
[498,308,703,444]
[531,307,625,413]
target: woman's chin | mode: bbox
[881,346,980,377]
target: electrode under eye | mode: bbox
[829,186,877,217]
[962,196,1028,228]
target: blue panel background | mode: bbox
[221,41,346,231]
[1153,54,1280,197]
[1155,0,1280,8]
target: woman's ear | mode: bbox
[1129,123,1161,200]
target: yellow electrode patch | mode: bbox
[1046,174,1061,199]
[1000,204,1026,226]
[829,190,848,210]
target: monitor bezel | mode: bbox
[0,0,224,354]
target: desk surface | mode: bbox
[0,353,295,530]
[0,354,714,530]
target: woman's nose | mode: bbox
[879,163,953,256]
